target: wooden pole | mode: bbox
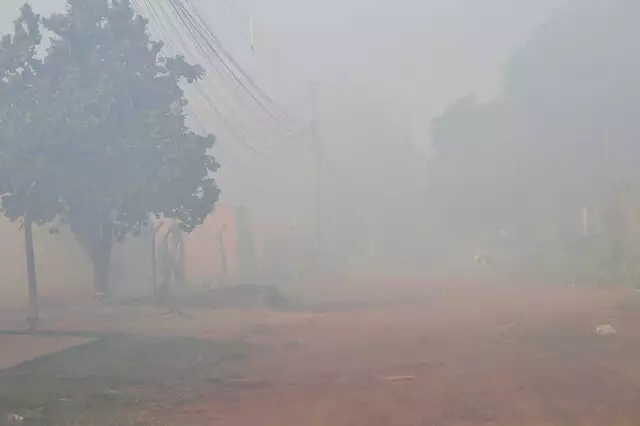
[309,83,322,257]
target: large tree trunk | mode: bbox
[24,218,39,328]
[92,219,113,296]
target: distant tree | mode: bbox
[38,0,220,295]
[504,0,640,202]
[505,0,640,262]
[429,96,531,234]
[0,4,59,324]
[429,0,640,248]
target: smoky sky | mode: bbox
[2,0,567,108]
[1,0,568,213]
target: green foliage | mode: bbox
[0,0,220,293]
[429,0,640,238]
[427,0,640,285]
[41,0,219,237]
[0,4,62,225]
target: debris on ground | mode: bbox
[497,323,516,331]
[5,413,24,424]
[595,324,617,336]
[386,375,415,382]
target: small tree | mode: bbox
[0,4,61,324]
[39,0,220,295]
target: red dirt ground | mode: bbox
[5,279,640,425]
[154,281,640,426]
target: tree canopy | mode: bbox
[428,0,640,237]
[0,4,62,226]
[0,0,220,295]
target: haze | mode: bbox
[1,1,566,250]
[4,1,640,424]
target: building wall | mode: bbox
[0,218,154,309]
[182,204,239,285]
[0,204,260,313]
[0,219,93,310]
[162,204,263,286]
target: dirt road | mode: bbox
[158,282,640,426]
[4,280,640,425]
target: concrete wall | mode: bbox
[0,204,260,313]
[0,219,92,310]
[174,204,263,285]
[0,218,154,310]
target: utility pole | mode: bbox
[309,83,322,261]
[248,14,255,53]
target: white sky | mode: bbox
[1,0,568,216]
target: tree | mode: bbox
[504,0,640,262]
[0,4,60,324]
[429,0,640,242]
[29,0,219,296]
[428,96,532,235]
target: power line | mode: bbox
[130,0,314,198]
[131,0,275,198]
[169,0,295,133]
[134,0,287,160]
